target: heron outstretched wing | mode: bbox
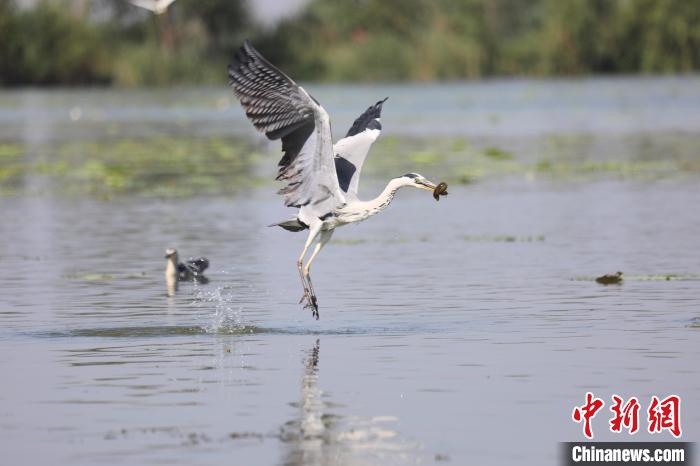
[228,41,345,210]
[333,98,387,199]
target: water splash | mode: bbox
[192,282,245,334]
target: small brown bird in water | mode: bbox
[596,271,623,285]
[433,182,448,201]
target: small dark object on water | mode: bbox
[165,248,209,283]
[433,182,448,201]
[596,271,623,285]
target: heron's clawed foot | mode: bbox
[300,292,319,319]
[310,295,319,320]
[299,288,312,306]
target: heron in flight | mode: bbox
[228,41,446,319]
[126,0,177,15]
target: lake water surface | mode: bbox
[1,78,699,465]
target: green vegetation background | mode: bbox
[1,0,700,87]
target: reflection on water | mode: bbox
[282,340,416,466]
[282,339,330,465]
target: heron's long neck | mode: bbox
[339,179,405,224]
[166,256,178,278]
[364,179,403,216]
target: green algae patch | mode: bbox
[482,147,513,161]
[0,144,23,159]
[29,136,259,197]
[3,131,700,197]
[331,238,369,246]
[463,235,545,242]
[64,272,147,282]
[355,132,700,187]
[572,273,700,282]
[0,144,26,193]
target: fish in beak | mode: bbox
[406,174,448,201]
[433,182,448,201]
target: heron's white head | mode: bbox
[397,173,438,191]
[165,248,178,262]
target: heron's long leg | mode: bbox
[303,229,334,319]
[297,225,322,306]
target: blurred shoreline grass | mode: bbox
[1,0,699,87]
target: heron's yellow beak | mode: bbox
[415,179,437,191]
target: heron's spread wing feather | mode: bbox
[333,98,387,198]
[228,42,312,138]
[229,41,345,209]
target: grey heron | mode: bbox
[228,41,446,319]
